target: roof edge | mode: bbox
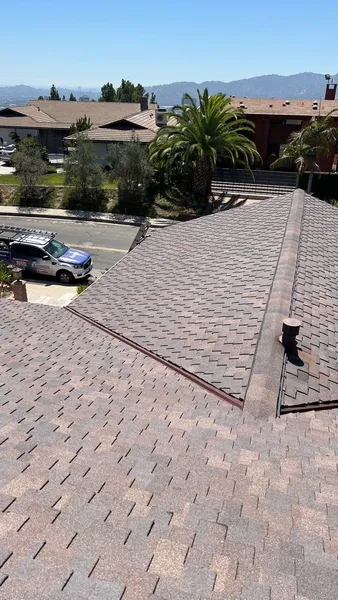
[243,189,305,419]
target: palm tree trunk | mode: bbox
[193,156,212,201]
[307,171,314,194]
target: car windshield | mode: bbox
[44,239,69,258]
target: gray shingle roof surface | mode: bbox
[1,301,338,600]
[282,195,338,408]
[73,195,293,399]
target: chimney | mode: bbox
[325,83,337,100]
[140,96,148,112]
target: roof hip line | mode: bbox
[243,188,305,419]
[64,305,243,410]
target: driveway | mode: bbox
[0,160,15,174]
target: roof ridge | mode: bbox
[243,189,305,419]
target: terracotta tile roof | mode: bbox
[1,299,338,599]
[231,97,338,117]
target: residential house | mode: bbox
[0,98,154,153]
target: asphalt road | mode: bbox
[0,216,139,275]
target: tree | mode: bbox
[150,92,157,104]
[38,95,44,100]
[50,84,61,100]
[271,110,338,193]
[69,92,77,101]
[64,135,104,208]
[13,138,47,198]
[106,135,153,202]
[99,82,116,102]
[116,80,145,103]
[148,89,260,203]
[69,115,93,135]
[62,95,66,101]
[99,80,146,103]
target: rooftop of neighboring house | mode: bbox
[0,100,158,130]
[231,97,338,117]
[65,108,160,143]
[1,189,338,600]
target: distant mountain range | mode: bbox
[0,73,337,108]
[147,72,338,106]
[0,85,100,107]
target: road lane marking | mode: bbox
[72,244,128,253]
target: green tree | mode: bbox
[13,138,47,199]
[99,82,116,102]
[148,89,260,203]
[50,84,61,100]
[38,95,44,100]
[64,135,105,209]
[115,79,145,103]
[69,115,93,135]
[106,135,153,202]
[69,92,77,101]
[150,91,157,104]
[271,109,338,193]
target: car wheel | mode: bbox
[57,270,74,284]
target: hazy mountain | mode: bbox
[0,85,100,107]
[146,72,338,106]
[0,73,337,109]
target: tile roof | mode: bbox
[65,108,160,143]
[231,97,338,117]
[0,101,143,129]
[71,127,156,143]
[2,299,338,599]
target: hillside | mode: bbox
[146,72,338,106]
[0,73,336,108]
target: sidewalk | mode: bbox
[0,205,175,228]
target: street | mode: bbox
[0,215,139,275]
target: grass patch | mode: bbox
[0,173,118,188]
[0,173,65,185]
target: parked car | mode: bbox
[0,143,16,164]
[0,225,92,284]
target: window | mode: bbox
[44,239,68,258]
[11,244,45,259]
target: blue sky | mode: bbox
[2,0,337,88]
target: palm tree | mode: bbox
[271,109,338,193]
[148,89,260,203]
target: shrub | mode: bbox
[62,187,108,212]
[0,261,12,298]
[77,283,90,295]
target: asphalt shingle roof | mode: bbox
[73,195,294,401]
[282,195,338,409]
[1,301,338,600]
[1,189,338,599]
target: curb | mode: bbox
[0,206,176,229]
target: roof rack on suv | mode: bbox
[0,224,56,244]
